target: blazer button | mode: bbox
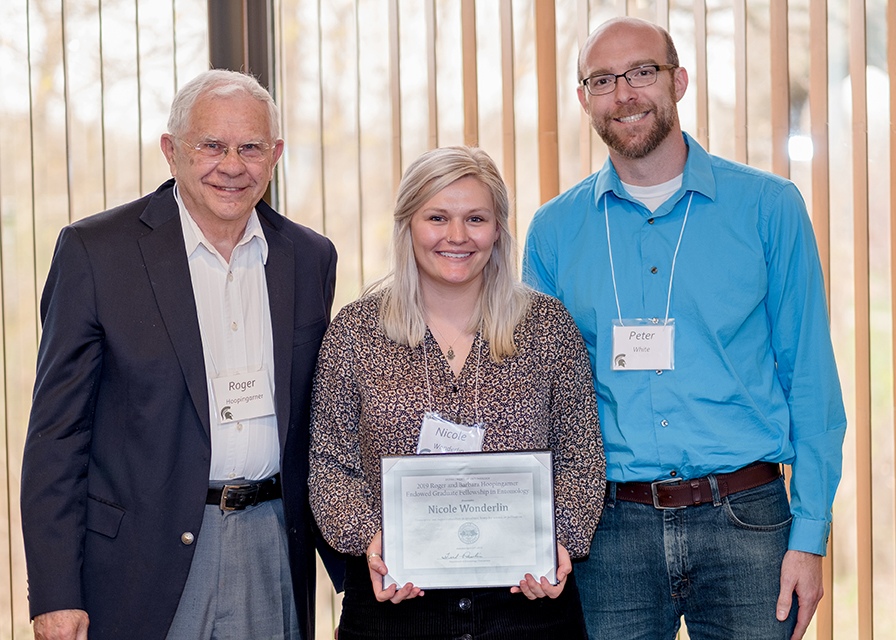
[181,532,195,545]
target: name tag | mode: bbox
[211,369,276,424]
[611,319,675,370]
[417,412,485,455]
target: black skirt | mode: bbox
[336,556,588,640]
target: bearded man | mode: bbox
[523,17,845,640]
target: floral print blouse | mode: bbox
[309,289,605,558]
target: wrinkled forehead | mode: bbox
[185,93,274,140]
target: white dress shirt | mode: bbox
[175,185,279,482]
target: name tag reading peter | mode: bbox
[612,319,675,370]
[211,369,275,423]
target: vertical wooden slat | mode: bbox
[100,0,109,209]
[890,0,896,632]
[535,0,559,204]
[809,0,830,298]
[461,0,478,147]
[26,0,39,344]
[499,0,516,236]
[770,0,789,178]
[389,0,402,193]
[316,0,327,235]
[61,0,73,223]
[849,0,872,637]
[135,0,144,195]
[273,0,287,216]
[692,0,709,149]
[733,0,747,164]
[355,0,364,286]
[656,0,669,31]
[577,0,590,180]
[171,0,178,91]
[425,0,438,150]
[809,0,833,635]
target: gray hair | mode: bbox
[167,69,281,140]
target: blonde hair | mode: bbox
[365,146,531,363]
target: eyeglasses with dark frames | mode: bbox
[581,64,678,96]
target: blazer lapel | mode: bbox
[138,182,211,437]
[260,210,295,449]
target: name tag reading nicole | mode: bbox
[211,369,275,424]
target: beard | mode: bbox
[592,86,678,159]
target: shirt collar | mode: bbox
[174,182,269,265]
[594,131,717,211]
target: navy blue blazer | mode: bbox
[21,179,337,640]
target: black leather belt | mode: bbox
[614,462,781,509]
[206,474,281,511]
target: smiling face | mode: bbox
[410,176,500,295]
[160,92,284,236]
[577,20,686,160]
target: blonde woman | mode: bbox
[309,146,605,639]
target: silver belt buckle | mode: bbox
[220,484,242,511]
[651,477,686,510]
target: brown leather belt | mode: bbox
[206,474,281,511]
[614,462,781,509]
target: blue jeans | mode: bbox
[577,476,798,640]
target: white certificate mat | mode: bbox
[380,451,556,589]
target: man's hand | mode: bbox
[33,609,89,640]
[777,549,823,640]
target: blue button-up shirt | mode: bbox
[523,133,846,555]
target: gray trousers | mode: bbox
[165,499,300,640]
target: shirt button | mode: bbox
[670,470,678,477]
[651,267,658,274]
[458,597,472,611]
[231,322,238,331]
[656,370,663,375]
[181,532,195,545]
[237,422,244,432]
[228,472,236,479]
[648,218,655,224]
[227,271,234,282]
[661,419,669,427]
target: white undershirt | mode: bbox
[621,174,683,213]
[175,185,279,482]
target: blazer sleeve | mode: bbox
[21,226,104,618]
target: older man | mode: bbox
[524,17,846,640]
[21,70,336,640]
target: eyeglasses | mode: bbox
[175,138,274,164]
[581,64,678,96]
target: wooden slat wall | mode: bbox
[849,0,873,636]
[808,0,833,634]
[770,0,789,179]
[0,1,893,638]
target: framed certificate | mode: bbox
[380,450,556,590]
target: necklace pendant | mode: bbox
[446,347,455,360]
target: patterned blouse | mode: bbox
[308,289,605,559]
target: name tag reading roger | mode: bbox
[417,412,485,455]
[612,319,675,371]
[211,369,275,424]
